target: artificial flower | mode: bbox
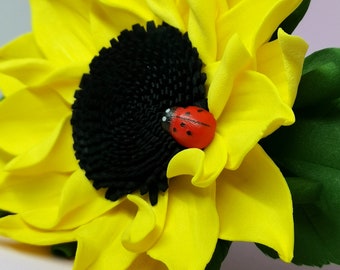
[0,0,307,269]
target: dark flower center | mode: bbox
[71,21,207,205]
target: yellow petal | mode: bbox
[257,29,308,107]
[217,0,228,11]
[148,176,219,269]
[0,72,25,97]
[0,90,69,155]
[0,150,13,169]
[217,0,301,57]
[206,34,252,119]
[167,148,204,182]
[91,0,158,50]
[30,0,96,64]
[0,172,66,213]
[122,193,167,253]
[4,116,77,174]
[21,169,118,230]
[217,144,294,262]
[73,205,137,270]
[74,196,167,270]
[0,33,43,59]
[127,254,167,270]
[146,0,187,32]
[0,58,55,86]
[186,0,217,63]
[167,133,227,187]
[0,214,74,245]
[217,70,294,170]
[226,0,239,8]
[31,63,88,104]
[0,55,83,104]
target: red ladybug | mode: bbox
[161,106,216,149]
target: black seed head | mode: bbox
[71,22,207,205]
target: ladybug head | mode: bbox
[161,107,175,132]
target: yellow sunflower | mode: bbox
[0,0,307,269]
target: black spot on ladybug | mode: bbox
[173,127,177,133]
[185,111,191,116]
[197,109,204,112]
[186,130,192,136]
[180,122,186,127]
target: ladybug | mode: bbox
[161,106,216,149]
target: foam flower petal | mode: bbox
[30,0,96,64]
[4,116,77,174]
[148,176,219,269]
[0,72,25,97]
[217,70,294,170]
[167,133,227,188]
[206,34,252,119]
[257,29,308,107]
[166,148,204,181]
[73,208,138,270]
[0,32,87,101]
[127,254,167,270]
[0,58,55,87]
[217,144,294,262]
[20,169,118,230]
[0,172,67,213]
[146,0,187,32]
[0,33,43,59]
[216,0,301,57]
[0,150,12,170]
[91,0,158,49]
[74,194,167,270]
[186,0,218,63]
[30,63,88,104]
[0,90,69,155]
[0,199,166,270]
[122,193,167,252]
[0,214,74,245]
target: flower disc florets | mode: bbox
[71,21,207,205]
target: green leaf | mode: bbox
[271,0,311,40]
[256,243,279,260]
[287,163,340,266]
[261,57,340,264]
[263,100,340,172]
[205,240,232,270]
[285,177,322,205]
[260,99,340,266]
[51,242,77,259]
[295,48,340,109]
[291,205,336,266]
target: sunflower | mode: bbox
[0,0,307,269]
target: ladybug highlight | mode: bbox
[161,106,216,149]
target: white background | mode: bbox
[0,1,340,269]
